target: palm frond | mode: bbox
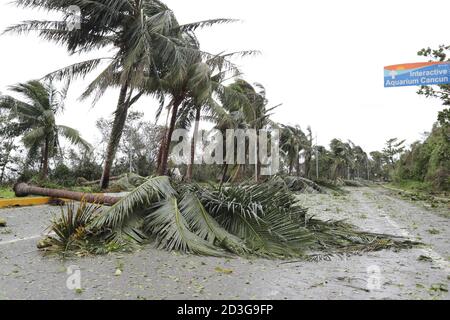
[179,189,250,255]
[92,176,176,230]
[178,18,239,32]
[143,197,226,256]
[57,125,92,150]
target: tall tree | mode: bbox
[382,138,405,165]
[0,80,91,178]
[280,125,307,175]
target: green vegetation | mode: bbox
[391,118,449,193]
[389,180,434,193]
[0,186,14,199]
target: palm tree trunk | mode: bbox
[305,151,311,178]
[100,82,130,189]
[186,106,201,182]
[158,97,182,176]
[255,133,260,182]
[296,156,301,177]
[220,163,229,185]
[41,137,50,179]
[14,183,120,206]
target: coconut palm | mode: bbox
[214,80,279,182]
[329,139,355,180]
[174,54,258,181]
[153,45,258,177]
[281,125,307,175]
[0,80,91,178]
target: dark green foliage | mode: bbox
[393,122,449,192]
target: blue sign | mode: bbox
[384,62,450,88]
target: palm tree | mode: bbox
[212,80,278,183]
[0,80,91,178]
[7,0,237,188]
[175,54,257,181]
[153,45,257,177]
[281,125,307,175]
[329,139,354,180]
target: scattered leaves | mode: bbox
[215,267,233,274]
[417,255,433,262]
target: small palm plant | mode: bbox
[44,200,101,253]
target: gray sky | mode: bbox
[0,0,448,153]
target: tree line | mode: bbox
[0,1,448,194]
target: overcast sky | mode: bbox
[0,0,448,153]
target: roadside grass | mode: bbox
[386,181,449,215]
[0,186,14,199]
[390,180,434,193]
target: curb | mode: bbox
[0,197,53,209]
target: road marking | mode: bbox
[0,235,42,246]
[0,232,55,246]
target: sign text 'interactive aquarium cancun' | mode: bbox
[384,62,450,88]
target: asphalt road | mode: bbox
[0,186,449,300]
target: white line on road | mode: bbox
[0,235,42,246]
[0,232,55,246]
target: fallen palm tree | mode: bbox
[36,176,418,259]
[13,183,120,206]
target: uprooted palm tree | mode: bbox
[6,0,238,188]
[0,80,91,178]
[44,176,417,258]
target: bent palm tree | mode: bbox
[0,80,91,178]
[281,125,308,175]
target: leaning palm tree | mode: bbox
[175,53,258,181]
[281,125,307,175]
[0,80,91,178]
[152,38,257,177]
[212,80,279,182]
